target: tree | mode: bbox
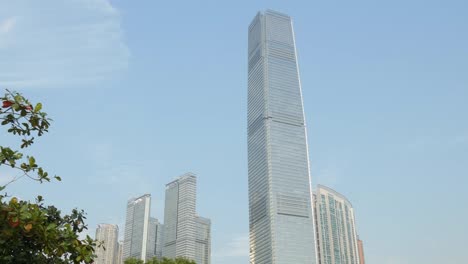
[124,258,144,264]
[0,90,97,263]
[125,257,196,264]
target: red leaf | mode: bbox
[2,101,13,108]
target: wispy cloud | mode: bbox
[84,142,160,195]
[0,17,16,34]
[0,0,129,89]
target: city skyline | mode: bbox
[104,173,211,263]
[1,1,467,264]
[95,183,364,264]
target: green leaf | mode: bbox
[29,156,36,166]
[34,103,42,113]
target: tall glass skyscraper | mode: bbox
[313,185,360,264]
[247,10,317,264]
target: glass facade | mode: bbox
[248,10,317,264]
[314,185,360,264]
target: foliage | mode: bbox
[0,89,59,191]
[0,90,97,263]
[0,196,97,263]
[124,258,144,264]
[125,257,196,264]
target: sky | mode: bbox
[0,0,467,263]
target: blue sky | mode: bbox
[1,0,467,263]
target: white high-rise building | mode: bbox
[247,10,317,263]
[313,185,360,264]
[123,194,152,262]
[162,173,211,264]
[94,224,119,264]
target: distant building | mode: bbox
[155,222,164,259]
[357,237,365,264]
[122,194,152,262]
[116,241,123,264]
[195,216,211,264]
[163,173,197,260]
[162,173,211,264]
[148,217,164,259]
[94,224,119,264]
[313,185,360,264]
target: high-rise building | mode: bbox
[247,10,317,263]
[123,194,152,262]
[116,241,123,264]
[357,237,365,264]
[313,185,360,264]
[162,173,211,264]
[195,216,211,264]
[163,173,196,260]
[156,222,164,259]
[148,217,164,259]
[94,224,119,264]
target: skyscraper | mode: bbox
[123,194,152,262]
[155,222,164,259]
[195,216,211,264]
[117,241,123,264]
[94,224,119,264]
[148,217,164,259]
[163,173,196,260]
[313,185,360,264]
[247,10,317,264]
[162,173,211,264]
[357,237,365,264]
